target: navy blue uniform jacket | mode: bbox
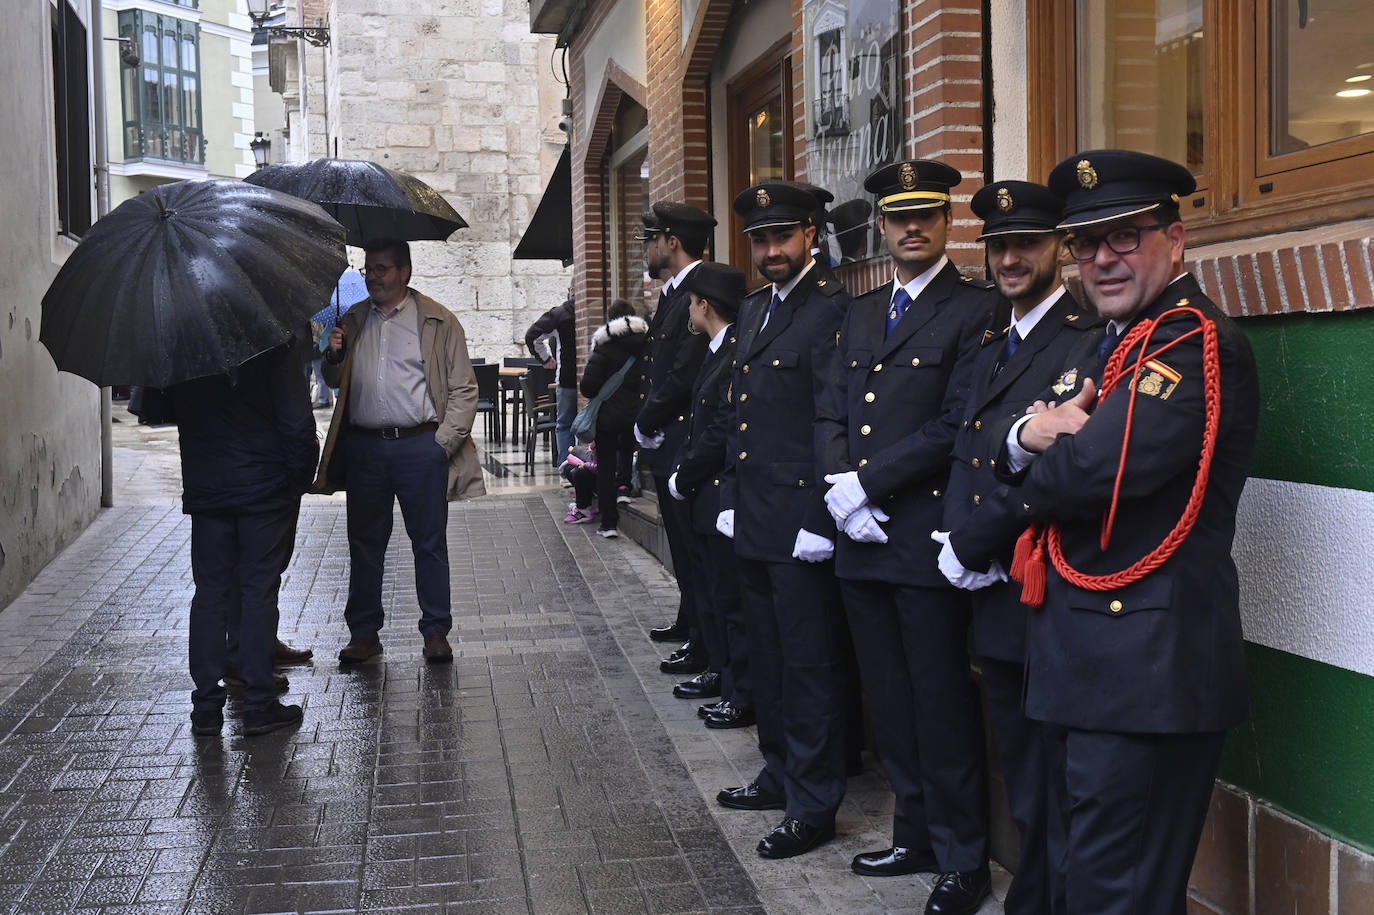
[638,271,709,475]
[672,330,738,535]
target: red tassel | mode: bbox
[1019,535,1047,608]
[1010,525,1039,583]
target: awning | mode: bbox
[514,145,573,265]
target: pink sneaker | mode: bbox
[563,507,597,524]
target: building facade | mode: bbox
[1,0,104,608]
[262,0,574,358]
[531,0,1374,908]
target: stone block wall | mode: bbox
[324,0,572,361]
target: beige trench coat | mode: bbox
[314,290,486,501]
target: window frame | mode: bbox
[726,40,794,282]
[1026,0,1374,246]
[118,9,204,166]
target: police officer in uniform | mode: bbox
[940,151,1260,913]
[943,180,1100,914]
[634,203,717,681]
[714,181,852,859]
[820,158,1003,915]
[666,262,752,727]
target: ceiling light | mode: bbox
[1336,88,1372,98]
[1346,75,1372,83]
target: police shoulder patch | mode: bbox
[1134,358,1182,400]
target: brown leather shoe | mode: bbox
[338,635,383,663]
[423,632,453,663]
[273,639,314,665]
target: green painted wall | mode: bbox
[1220,643,1374,853]
[1242,310,1374,493]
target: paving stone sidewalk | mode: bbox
[0,427,1008,914]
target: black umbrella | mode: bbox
[41,179,347,388]
[243,158,468,247]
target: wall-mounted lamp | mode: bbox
[250,131,271,170]
[246,0,330,47]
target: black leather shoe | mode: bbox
[243,701,303,737]
[756,817,835,859]
[660,647,706,675]
[649,622,687,642]
[664,641,694,662]
[704,702,755,729]
[923,865,991,915]
[851,845,939,877]
[716,782,785,811]
[697,699,726,719]
[190,708,222,737]
[673,672,721,699]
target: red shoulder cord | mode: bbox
[1009,306,1222,607]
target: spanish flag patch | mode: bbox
[1135,358,1181,400]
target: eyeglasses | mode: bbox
[1066,224,1169,262]
[358,264,397,278]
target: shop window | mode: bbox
[604,95,649,311]
[728,43,794,282]
[117,10,203,165]
[1028,0,1374,243]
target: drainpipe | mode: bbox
[90,0,114,507]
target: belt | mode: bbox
[354,422,438,440]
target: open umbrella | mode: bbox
[41,179,347,388]
[243,158,468,247]
[310,268,369,329]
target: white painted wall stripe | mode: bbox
[1235,477,1374,679]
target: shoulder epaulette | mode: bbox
[814,277,845,297]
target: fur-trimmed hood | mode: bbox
[592,314,649,349]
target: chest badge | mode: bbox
[1051,367,1079,397]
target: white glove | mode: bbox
[715,509,735,539]
[668,472,686,501]
[823,471,869,523]
[634,424,665,450]
[931,531,1008,590]
[792,529,835,562]
[842,504,890,544]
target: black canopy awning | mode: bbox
[514,145,572,265]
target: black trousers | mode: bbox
[737,556,848,827]
[703,531,749,705]
[981,656,1068,915]
[1055,727,1225,914]
[654,474,701,654]
[840,579,989,871]
[188,500,299,714]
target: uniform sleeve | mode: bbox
[806,295,849,535]
[673,374,730,494]
[637,331,709,433]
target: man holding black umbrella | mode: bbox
[318,238,486,664]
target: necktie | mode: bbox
[1096,326,1120,361]
[884,287,913,338]
[762,293,782,329]
[994,326,1022,375]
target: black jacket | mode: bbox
[821,261,1005,586]
[949,275,1259,733]
[169,342,319,515]
[525,299,577,388]
[672,328,737,534]
[637,269,709,475]
[580,315,650,432]
[942,290,1102,662]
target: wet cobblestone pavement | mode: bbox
[0,416,1007,913]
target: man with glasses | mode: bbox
[318,238,486,665]
[942,179,1099,914]
[939,151,1260,913]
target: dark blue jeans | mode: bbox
[343,431,451,638]
[188,501,299,714]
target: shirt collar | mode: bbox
[892,255,948,304]
[666,259,703,294]
[1012,285,1066,339]
[1107,273,1190,336]
[370,291,414,318]
[772,258,817,302]
[708,322,732,353]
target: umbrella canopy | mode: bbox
[244,158,468,246]
[41,179,347,388]
[310,268,369,328]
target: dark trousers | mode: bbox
[655,474,700,646]
[571,465,596,509]
[703,531,749,706]
[344,431,451,637]
[594,428,628,530]
[1056,728,1225,915]
[981,657,1068,915]
[737,556,848,827]
[188,501,299,714]
[840,579,989,871]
